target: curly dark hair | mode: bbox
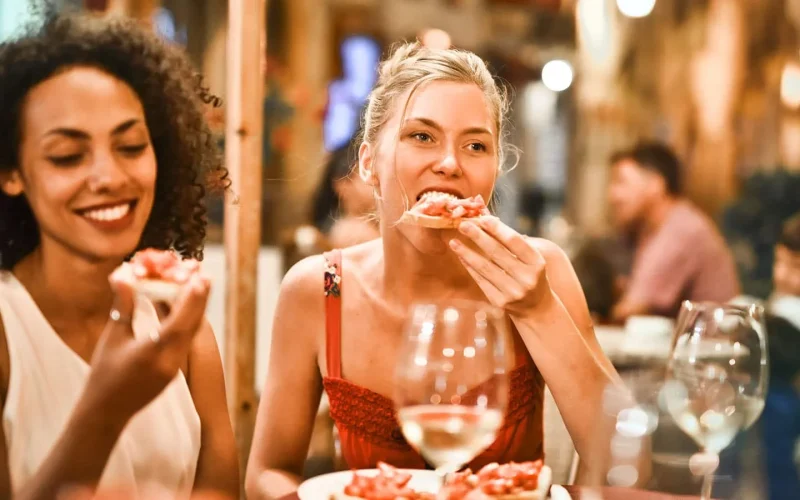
[0,5,228,270]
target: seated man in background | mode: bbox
[607,141,740,322]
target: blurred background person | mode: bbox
[607,141,740,322]
[311,140,379,249]
[748,213,800,500]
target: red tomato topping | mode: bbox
[129,249,200,283]
[413,194,490,219]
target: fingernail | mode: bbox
[449,239,461,249]
[458,223,474,234]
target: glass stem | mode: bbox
[700,473,713,500]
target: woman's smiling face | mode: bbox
[1,66,157,263]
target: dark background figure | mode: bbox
[722,171,800,299]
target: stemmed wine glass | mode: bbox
[394,300,513,480]
[663,301,768,500]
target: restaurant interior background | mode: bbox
[3,0,800,496]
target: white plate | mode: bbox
[298,466,553,500]
[297,469,439,499]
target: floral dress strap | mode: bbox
[323,250,343,378]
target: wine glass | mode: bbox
[394,300,513,479]
[662,300,768,500]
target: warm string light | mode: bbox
[541,60,574,92]
[781,60,800,109]
[616,0,656,18]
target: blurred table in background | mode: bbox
[594,324,673,370]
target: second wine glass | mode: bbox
[663,300,768,500]
[394,300,513,477]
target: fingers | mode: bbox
[156,273,210,347]
[450,238,525,301]
[107,264,137,338]
[457,256,507,306]
[477,217,542,265]
[455,220,526,277]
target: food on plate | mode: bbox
[330,461,551,500]
[330,462,435,500]
[400,192,490,229]
[440,461,551,500]
[119,249,201,303]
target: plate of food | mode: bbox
[400,191,491,229]
[297,461,552,500]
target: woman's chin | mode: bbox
[405,228,460,256]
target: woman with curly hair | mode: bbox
[0,6,238,499]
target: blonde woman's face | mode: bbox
[361,81,498,246]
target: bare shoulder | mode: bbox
[526,237,584,299]
[274,254,332,336]
[526,237,571,265]
[0,307,8,406]
[280,253,328,301]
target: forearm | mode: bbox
[246,467,304,500]
[611,296,649,323]
[515,292,632,473]
[15,398,128,500]
[193,450,239,500]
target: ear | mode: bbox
[0,170,23,197]
[647,171,668,197]
[358,142,379,187]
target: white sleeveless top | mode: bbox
[0,271,201,497]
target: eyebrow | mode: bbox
[43,118,143,140]
[404,117,493,137]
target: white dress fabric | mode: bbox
[0,271,201,497]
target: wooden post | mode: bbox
[224,0,266,487]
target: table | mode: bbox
[280,485,702,499]
[593,325,672,369]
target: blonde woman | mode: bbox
[246,42,626,499]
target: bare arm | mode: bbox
[523,241,628,453]
[535,239,622,384]
[245,256,325,500]
[188,320,239,498]
[524,240,648,484]
[610,299,650,324]
[449,220,641,483]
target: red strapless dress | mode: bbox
[321,250,545,471]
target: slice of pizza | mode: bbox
[120,249,201,303]
[330,462,435,500]
[440,461,552,500]
[400,192,491,229]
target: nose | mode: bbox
[432,148,462,178]
[86,151,127,193]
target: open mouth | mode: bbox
[76,200,137,222]
[415,188,465,202]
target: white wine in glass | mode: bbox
[663,301,768,500]
[394,300,513,478]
